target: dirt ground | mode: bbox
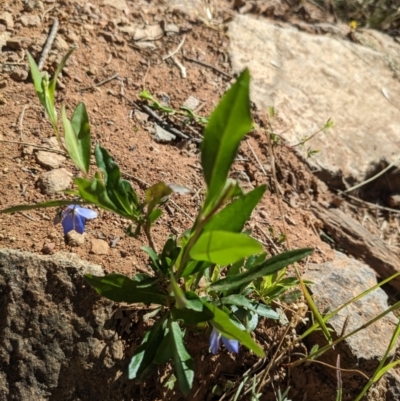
[0,1,394,400]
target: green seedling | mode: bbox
[2,50,314,396]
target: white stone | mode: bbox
[228,16,400,185]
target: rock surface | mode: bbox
[304,251,398,376]
[36,168,72,194]
[35,151,66,169]
[228,15,400,186]
[0,249,132,401]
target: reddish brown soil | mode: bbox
[0,1,377,400]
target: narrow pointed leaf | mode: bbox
[219,295,280,319]
[71,102,91,174]
[85,273,167,305]
[48,47,76,104]
[189,231,263,265]
[27,51,44,100]
[201,69,252,206]
[128,317,166,380]
[211,248,313,292]
[203,302,265,357]
[62,105,89,174]
[0,199,84,214]
[169,320,194,396]
[204,185,267,233]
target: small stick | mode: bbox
[338,191,400,214]
[38,18,59,71]
[0,140,66,155]
[21,212,36,221]
[18,104,29,140]
[246,139,267,176]
[183,55,232,79]
[163,35,186,61]
[255,223,280,255]
[342,155,400,193]
[171,55,187,78]
[79,72,119,92]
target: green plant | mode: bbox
[1,50,313,396]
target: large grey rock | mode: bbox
[0,249,139,401]
[304,251,398,376]
[228,15,400,186]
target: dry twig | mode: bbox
[38,18,59,71]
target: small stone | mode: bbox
[35,151,66,169]
[182,95,200,110]
[42,136,63,150]
[0,233,4,240]
[10,69,28,82]
[42,242,55,254]
[154,124,176,142]
[22,146,34,156]
[0,12,14,30]
[36,168,73,194]
[99,31,115,43]
[0,80,7,88]
[90,239,109,255]
[6,36,31,50]
[134,109,148,124]
[387,194,400,208]
[20,15,41,27]
[54,36,69,52]
[66,31,79,43]
[0,96,7,105]
[9,236,15,242]
[66,230,85,246]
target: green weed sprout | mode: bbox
[2,50,313,396]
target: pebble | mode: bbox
[35,151,66,169]
[0,12,14,30]
[42,242,55,254]
[10,69,28,82]
[36,168,73,194]
[90,239,109,255]
[20,15,41,27]
[66,231,85,246]
[6,36,31,50]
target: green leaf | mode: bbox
[171,305,214,324]
[152,332,174,365]
[181,260,211,278]
[85,273,167,305]
[128,317,166,380]
[203,301,265,357]
[48,47,76,105]
[71,102,91,173]
[62,104,90,174]
[27,51,44,101]
[189,231,263,265]
[211,248,313,292]
[201,69,252,207]
[219,295,279,319]
[95,145,138,216]
[169,320,194,396]
[169,272,187,309]
[204,185,267,233]
[74,176,123,214]
[149,208,162,224]
[0,199,84,214]
[145,182,173,211]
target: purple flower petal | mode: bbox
[61,206,86,234]
[61,212,75,235]
[222,336,239,353]
[75,206,98,220]
[209,328,221,354]
[73,213,86,234]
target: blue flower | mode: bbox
[61,205,98,235]
[209,328,239,354]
